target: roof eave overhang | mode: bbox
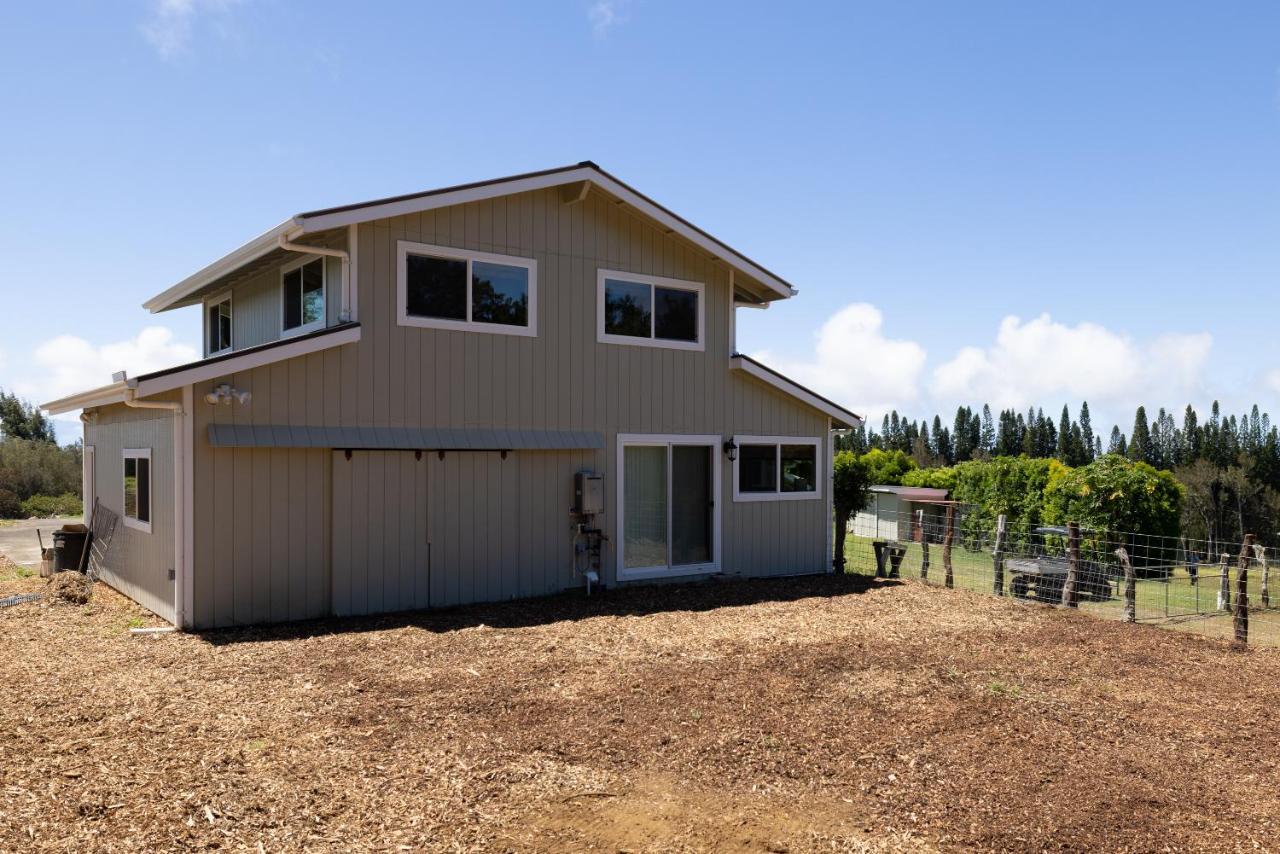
[42,382,129,415]
[143,218,300,313]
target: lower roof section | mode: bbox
[730,354,862,429]
[208,424,605,451]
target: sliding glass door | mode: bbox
[618,435,720,580]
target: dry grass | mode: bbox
[3,560,1280,851]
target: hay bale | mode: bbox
[48,571,93,605]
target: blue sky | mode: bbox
[3,1,1280,442]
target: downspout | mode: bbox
[124,385,187,629]
[278,235,351,322]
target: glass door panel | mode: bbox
[623,445,668,569]
[671,445,712,565]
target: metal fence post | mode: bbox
[992,514,1007,596]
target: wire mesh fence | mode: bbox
[843,503,1280,647]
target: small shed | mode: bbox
[850,485,950,542]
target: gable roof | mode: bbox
[143,162,797,313]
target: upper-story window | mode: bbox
[206,294,232,355]
[596,269,704,351]
[281,257,326,336]
[396,240,537,337]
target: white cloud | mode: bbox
[752,303,928,418]
[140,0,241,59]
[588,0,631,37]
[930,313,1212,413]
[1265,368,1280,396]
[19,327,198,417]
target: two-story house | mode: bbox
[43,163,861,629]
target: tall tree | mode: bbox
[980,405,996,456]
[0,390,56,444]
[1129,406,1152,464]
[1079,402,1095,462]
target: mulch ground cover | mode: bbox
[3,554,1280,852]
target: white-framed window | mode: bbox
[205,293,233,355]
[732,436,822,502]
[122,448,152,533]
[597,269,704,352]
[396,240,537,337]
[280,256,326,336]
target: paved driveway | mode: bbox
[0,518,82,567]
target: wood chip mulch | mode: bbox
[2,557,1279,852]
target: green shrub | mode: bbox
[947,456,1059,551]
[19,493,83,518]
[902,466,957,491]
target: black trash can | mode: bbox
[52,529,88,573]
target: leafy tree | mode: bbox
[832,451,873,571]
[0,390,56,443]
[860,448,917,485]
[1044,454,1184,575]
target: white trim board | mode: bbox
[615,433,722,583]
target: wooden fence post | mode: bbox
[1218,552,1231,611]
[1253,543,1269,610]
[1115,547,1136,623]
[1060,521,1081,608]
[943,505,955,589]
[992,514,1008,596]
[918,509,929,581]
[1234,534,1255,645]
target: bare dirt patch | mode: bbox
[3,572,1280,851]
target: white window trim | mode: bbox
[204,291,233,356]
[122,448,153,534]
[616,433,722,582]
[395,240,538,337]
[732,435,822,502]
[597,269,705,352]
[279,254,327,338]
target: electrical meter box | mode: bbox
[574,472,604,515]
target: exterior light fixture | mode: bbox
[204,383,252,406]
[722,438,737,462]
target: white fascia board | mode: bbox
[296,166,796,300]
[42,382,128,415]
[296,167,598,233]
[730,356,862,428]
[134,324,360,397]
[142,218,299,313]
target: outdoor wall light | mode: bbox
[204,384,251,406]
[722,438,737,462]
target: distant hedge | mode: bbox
[18,493,83,519]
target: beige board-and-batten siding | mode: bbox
[85,397,178,623]
[189,184,831,628]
